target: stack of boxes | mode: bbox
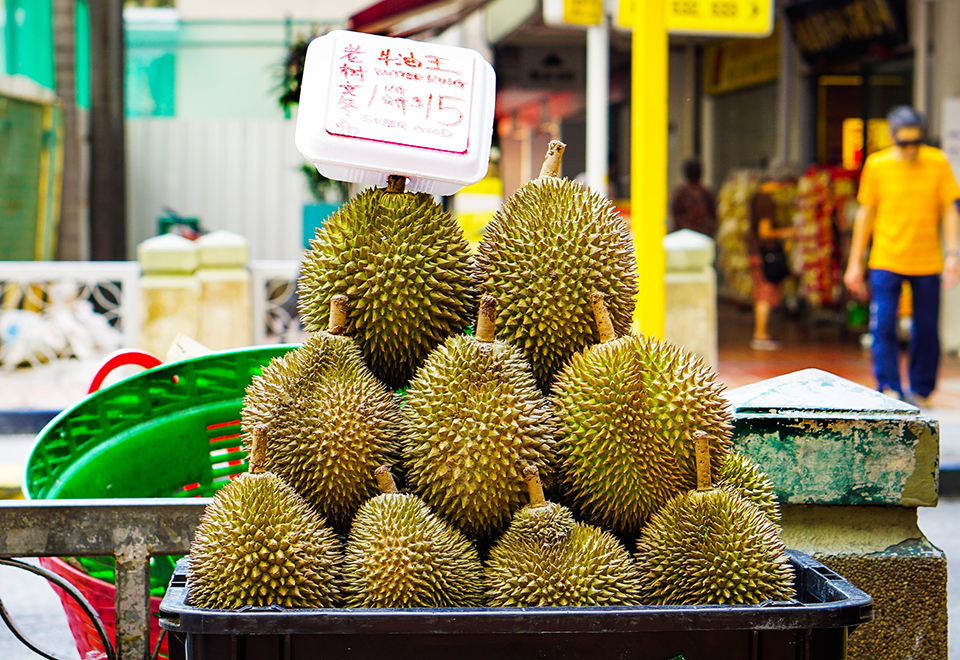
[137,230,252,358]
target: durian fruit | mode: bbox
[187,426,341,609]
[552,292,733,537]
[297,175,476,389]
[717,452,780,523]
[341,466,485,608]
[485,466,642,607]
[635,433,794,606]
[241,295,402,532]
[403,295,557,540]
[475,141,637,391]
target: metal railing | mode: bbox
[0,499,209,660]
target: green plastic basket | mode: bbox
[25,344,298,592]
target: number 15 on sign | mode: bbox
[618,0,774,36]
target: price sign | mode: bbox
[619,0,773,36]
[296,31,497,196]
[326,34,475,154]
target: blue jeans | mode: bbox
[869,269,941,397]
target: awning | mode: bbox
[348,0,493,40]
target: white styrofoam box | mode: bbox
[196,229,250,268]
[137,233,200,274]
[663,228,716,272]
[295,30,496,197]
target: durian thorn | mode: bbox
[374,465,400,494]
[476,295,498,343]
[589,291,616,343]
[695,431,713,491]
[328,294,349,335]
[538,140,566,179]
[523,465,547,507]
[249,425,268,474]
[386,175,406,194]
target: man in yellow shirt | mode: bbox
[844,106,960,406]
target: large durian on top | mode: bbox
[242,295,402,533]
[475,141,637,392]
[341,466,484,608]
[403,295,558,540]
[188,427,341,609]
[552,292,733,537]
[634,434,794,606]
[297,175,476,389]
[485,467,642,607]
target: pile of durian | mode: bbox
[186,142,796,611]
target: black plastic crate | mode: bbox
[158,550,873,660]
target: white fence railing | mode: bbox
[0,260,301,367]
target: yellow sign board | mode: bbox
[619,0,774,36]
[842,118,892,170]
[543,0,604,26]
[702,23,780,95]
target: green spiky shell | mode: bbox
[403,335,558,539]
[485,501,642,607]
[187,472,341,609]
[475,177,637,391]
[342,492,484,608]
[241,332,401,532]
[297,187,476,389]
[717,453,780,523]
[635,488,794,605]
[552,334,733,537]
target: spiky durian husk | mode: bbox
[187,472,341,609]
[475,177,637,391]
[717,452,780,523]
[485,502,642,607]
[635,488,794,605]
[403,335,558,539]
[552,334,733,537]
[297,188,475,389]
[241,332,401,532]
[342,492,484,608]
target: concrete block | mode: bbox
[727,369,938,506]
[780,506,947,660]
[140,275,200,358]
[197,269,252,350]
[664,269,717,368]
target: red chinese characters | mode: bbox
[326,35,476,153]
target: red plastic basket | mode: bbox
[39,556,166,659]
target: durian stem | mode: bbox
[695,431,712,491]
[589,291,616,343]
[476,295,498,343]
[538,141,566,179]
[386,175,407,194]
[249,425,268,474]
[328,294,348,335]
[523,465,547,507]
[374,465,400,494]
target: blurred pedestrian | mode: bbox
[670,158,717,238]
[748,172,796,350]
[843,105,960,406]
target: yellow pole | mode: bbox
[630,0,667,337]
